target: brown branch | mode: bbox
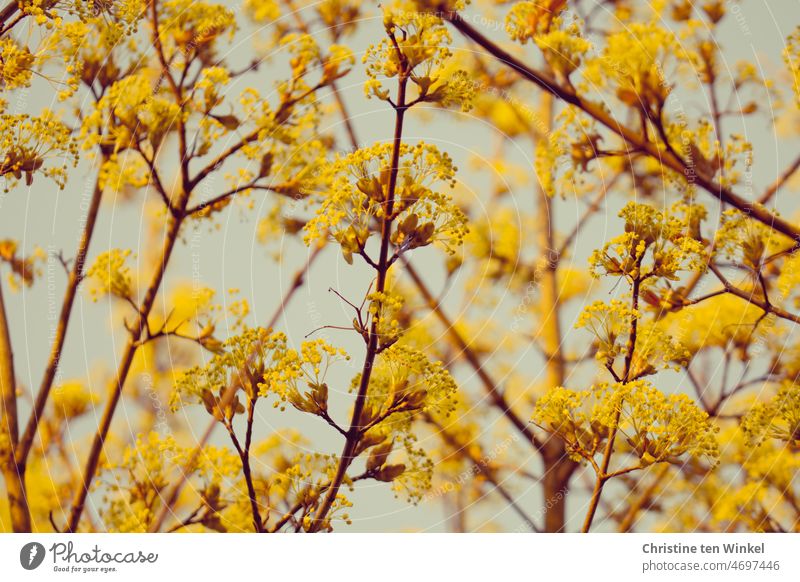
[440,9,800,243]
[426,414,539,531]
[18,168,105,464]
[708,263,800,325]
[186,183,302,217]
[225,395,263,532]
[617,463,670,532]
[151,0,189,194]
[188,82,324,192]
[0,278,31,531]
[308,55,410,533]
[403,260,541,449]
[759,154,800,205]
[0,0,17,22]
[0,0,21,34]
[67,196,190,532]
[582,254,644,533]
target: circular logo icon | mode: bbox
[20,542,46,570]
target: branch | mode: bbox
[308,59,410,533]
[151,0,189,192]
[582,255,644,533]
[708,263,800,325]
[404,259,543,451]
[226,395,264,532]
[427,413,539,532]
[440,9,800,243]
[759,154,800,205]
[617,463,670,532]
[67,194,191,532]
[18,165,105,465]
[185,183,302,217]
[0,277,31,531]
[147,244,324,532]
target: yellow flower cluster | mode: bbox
[82,73,183,154]
[172,327,287,414]
[98,153,150,194]
[173,327,349,418]
[282,339,350,415]
[364,4,474,112]
[86,249,134,301]
[714,209,788,270]
[158,0,236,61]
[742,382,800,446]
[505,0,568,43]
[365,291,405,348]
[583,23,679,112]
[339,342,456,502]
[281,33,355,88]
[666,424,800,532]
[362,344,458,427]
[45,0,145,101]
[590,202,706,282]
[316,0,361,39]
[304,142,468,262]
[251,431,346,531]
[465,207,522,281]
[575,299,691,377]
[194,66,231,115]
[0,39,35,90]
[535,23,592,82]
[243,0,279,23]
[0,112,77,190]
[51,381,99,420]
[505,4,590,83]
[576,299,637,364]
[662,293,770,357]
[99,432,241,532]
[532,380,719,465]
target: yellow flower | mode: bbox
[533,380,719,465]
[86,249,134,301]
[506,0,568,43]
[304,142,468,262]
[364,4,474,112]
[0,39,35,90]
[590,202,706,282]
[52,381,99,420]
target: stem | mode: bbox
[581,265,643,533]
[618,464,669,532]
[531,91,576,532]
[67,206,188,532]
[0,279,31,531]
[228,396,263,533]
[18,167,105,464]
[151,0,189,195]
[308,72,409,533]
[148,243,325,532]
[66,0,199,532]
[760,154,800,205]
